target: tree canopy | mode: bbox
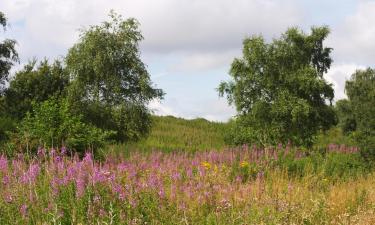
[3,59,69,120]
[66,11,164,142]
[219,26,336,147]
[339,68,375,159]
[0,11,19,93]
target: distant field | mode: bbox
[106,115,229,154]
[104,115,356,156]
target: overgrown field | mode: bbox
[106,116,228,154]
[1,144,374,224]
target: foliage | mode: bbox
[66,11,163,142]
[345,68,375,160]
[0,115,15,143]
[0,11,19,93]
[335,99,357,135]
[314,127,356,149]
[277,150,367,180]
[13,98,114,152]
[2,59,69,120]
[219,26,336,147]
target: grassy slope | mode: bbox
[107,115,229,153]
[105,115,356,156]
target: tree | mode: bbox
[219,26,336,147]
[335,99,356,135]
[0,11,19,93]
[14,98,114,152]
[66,11,164,141]
[344,68,375,159]
[2,59,69,120]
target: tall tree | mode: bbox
[344,68,375,159]
[0,11,19,93]
[3,59,69,119]
[335,99,356,135]
[219,26,336,147]
[66,11,164,141]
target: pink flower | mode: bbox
[0,155,8,172]
[20,204,27,217]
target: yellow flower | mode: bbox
[201,161,211,170]
[240,161,249,168]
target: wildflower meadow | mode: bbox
[1,144,374,224]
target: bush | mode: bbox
[277,150,368,180]
[12,98,115,153]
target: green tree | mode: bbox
[0,11,19,93]
[14,98,114,152]
[344,68,375,160]
[219,26,336,147]
[3,59,69,120]
[66,11,164,141]
[335,99,356,135]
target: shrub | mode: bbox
[13,98,115,153]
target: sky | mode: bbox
[1,0,374,121]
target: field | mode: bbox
[0,116,374,224]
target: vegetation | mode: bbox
[219,27,336,147]
[0,11,163,152]
[0,9,374,224]
[0,146,373,224]
[12,98,114,154]
[0,11,19,93]
[336,68,375,160]
[66,11,164,143]
[107,116,228,154]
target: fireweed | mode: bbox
[0,145,373,224]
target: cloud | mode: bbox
[328,0,375,65]
[149,98,235,122]
[169,50,238,73]
[324,63,365,100]
[149,99,180,118]
[1,0,302,60]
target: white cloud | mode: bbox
[149,99,179,117]
[169,50,238,73]
[324,64,366,101]
[149,98,235,122]
[1,0,301,60]
[328,0,375,65]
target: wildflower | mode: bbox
[4,194,12,203]
[20,204,27,217]
[240,161,249,168]
[201,161,211,170]
[2,175,10,185]
[37,147,46,158]
[60,146,67,155]
[0,155,7,172]
[158,187,166,199]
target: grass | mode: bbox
[105,115,229,154]
[1,116,373,224]
[103,115,357,156]
[0,147,374,224]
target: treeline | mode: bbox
[0,11,163,154]
[0,11,374,158]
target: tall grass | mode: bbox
[106,116,229,154]
[0,145,373,224]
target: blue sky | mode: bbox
[1,0,374,121]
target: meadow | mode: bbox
[1,116,374,224]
